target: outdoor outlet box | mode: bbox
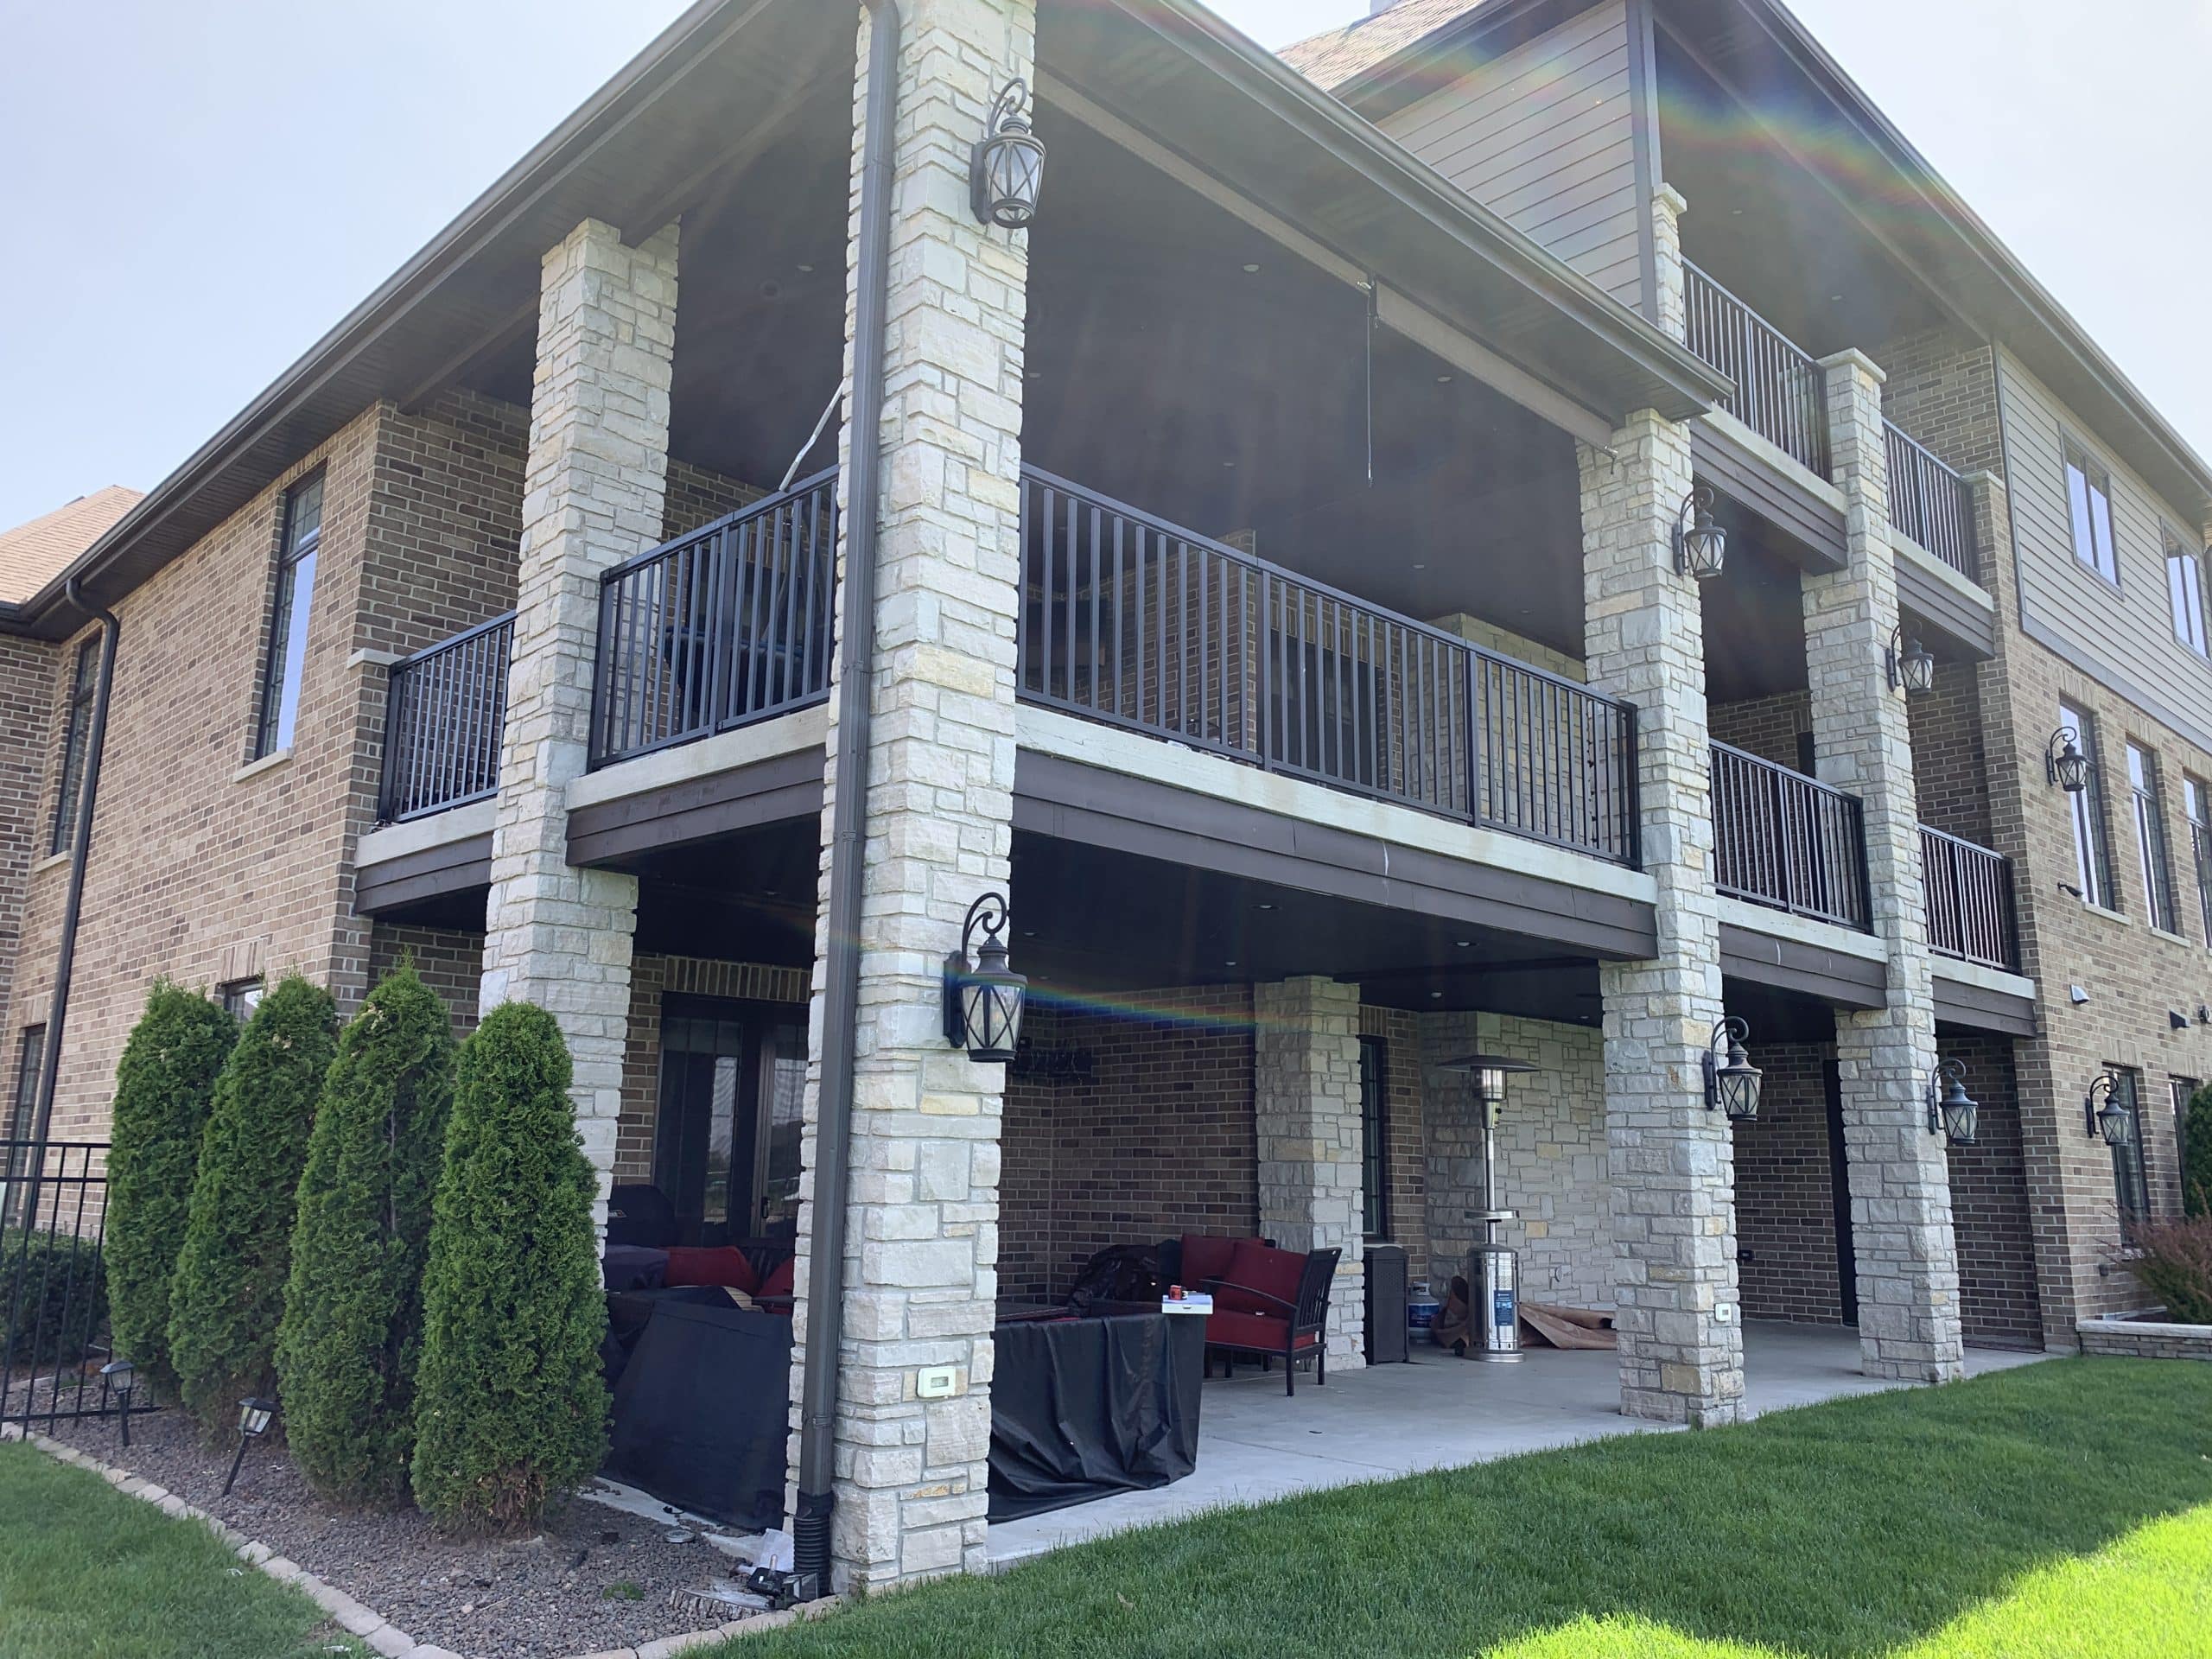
[1715,1302,1736,1324]
[916,1365,958,1400]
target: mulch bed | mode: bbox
[12,1372,764,1659]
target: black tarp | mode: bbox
[603,1295,791,1531]
[987,1310,1207,1522]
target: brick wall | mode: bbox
[1709,690,1811,771]
[1363,1005,1429,1280]
[366,921,485,1038]
[613,954,809,1184]
[1732,1039,1845,1324]
[1870,327,2002,480]
[663,458,766,543]
[1908,661,1993,845]
[0,635,57,1097]
[1942,1031,2042,1345]
[998,986,1257,1303]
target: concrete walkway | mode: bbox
[985,1323,2049,1564]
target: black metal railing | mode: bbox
[378,613,512,823]
[592,470,838,767]
[1885,421,1978,582]
[2,1141,134,1433]
[1710,742,1870,929]
[1683,261,1830,479]
[1016,467,1640,865]
[1920,824,2017,970]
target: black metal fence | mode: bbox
[1016,467,1640,865]
[1885,421,1978,582]
[1921,824,2018,970]
[1711,742,1871,930]
[1,1140,129,1432]
[1683,260,1830,479]
[592,471,839,767]
[378,613,513,822]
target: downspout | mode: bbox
[30,579,122,1141]
[794,0,900,1596]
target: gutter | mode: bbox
[792,0,899,1599]
[29,580,121,1141]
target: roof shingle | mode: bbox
[0,486,143,606]
[1277,0,1492,92]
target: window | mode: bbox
[2061,702,2115,910]
[255,472,324,759]
[2167,528,2208,655]
[1359,1036,1389,1239]
[651,998,805,1243]
[2173,1077,2200,1211]
[2065,441,2118,585]
[48,639,98,857]
[2188,778,2212,944]
[2107,1068,2151,1237]
[219,979,264,1025]
[2,1027,44,1224]
[2127,742,2177,932]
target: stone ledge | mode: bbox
[2077,1315,2212,1361]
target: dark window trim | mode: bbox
[1358,1034,1389,1241]
[2126,741,2177,934]
[2107,1066,2152,1238]
[2061,700,2117,912]
[2164,524,2209,658]
[2063,435,2121,592]
[219,977,264,1025]
[253,470,326,760]
[2188,776,2212,947]
[48,638,99,857]
[3,1026,45,1224]
[2171,1076,2199,1211]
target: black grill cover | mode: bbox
[987,1310,1206,1522]
[603,1295,792,1531]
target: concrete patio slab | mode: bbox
[985,1324,2050,1564]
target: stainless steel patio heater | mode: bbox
[1439,1053,1538,1363]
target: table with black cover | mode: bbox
[987,1303,1209,1522]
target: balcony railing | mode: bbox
[1919,824,2017,971]
[1710,742,1870,930]
[591,470,838,767]
[1885,421,1978,582]
[1682,260,1830,479]
[1016,467,1640,865]
[378,613,512,823]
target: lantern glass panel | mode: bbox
[1943,1092,1979,1146]
[1903,646,1936,694]
[2097,1099,2134,1147]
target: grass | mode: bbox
[0,1441,363,1659]
[733,1357,2212,1659]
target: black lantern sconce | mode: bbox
[1887,625,1936,696]
[99,1358,136,1446]
[944,893,1027,1064]
[1703,1016,1763,1121]
[2084,1071,2133,1147]
[2046,727,2091,793]
[223,1396,278,1496]
[1674,486,1728,580]
[970,79,1046,231]
[1926,1058,1978,1147]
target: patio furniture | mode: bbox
[1201,1241,1341,1395]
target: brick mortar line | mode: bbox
[0,1424,839,1659]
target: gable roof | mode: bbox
[1279,1,1491,90]
[0,487,143,606]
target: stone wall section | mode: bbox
[1253,976,1366,1367]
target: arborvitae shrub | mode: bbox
[276,965,456,1506]
[411,1003,607,1534]
[102,982,236,1399]
[168,974,337,1438]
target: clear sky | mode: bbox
[3,1,2206,532]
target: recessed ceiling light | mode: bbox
[1731,207,1744,216]
[1412,562,1426,570]
[1243,263,1262,273]
[1257,903,1274,911]
[1455,939,1472,948]
[1223,461,1236,468]
[1225,960,1237,968]
[1830,294,1844,302]
[1436,373,1454,384]
[797,262,816,273]
[1430,990,1445,1000]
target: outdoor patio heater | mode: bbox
[1439,1053,1538,1363]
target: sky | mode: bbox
[3,1,2208,532]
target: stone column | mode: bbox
[787,0,1033,1592]
[481,218,677,1218]
[1651,185,1688,345]
[1808,349,1964,1382]
[1580,410,1745,1426]
[1254,976,1366,1370]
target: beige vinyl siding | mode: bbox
[2000,346,2212,745]
[1379,1,1643,308]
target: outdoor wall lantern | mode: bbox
[1703,1015,1763,1121]
[99,1358,136,1446]
[944,892,1027,1064]
[1887,625,1936,696]
[2084,1071,2133,1147]
[1674,486,1728,580]
[1926,1058,1978,1147]
[2046,727,2091,793]
[224,1397,278,1496]
[971,79,1046,231]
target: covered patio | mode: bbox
[986,1325,2050,1564]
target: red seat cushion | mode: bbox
[663,1246,759,1294]
[1178,1234,1239,1288]
[758,1255,796,1313]
[1205,1309,1316,1353]
[1214,1240,1306,1318]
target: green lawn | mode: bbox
[0,1441,361,1659]
[738,1357,2212,1659]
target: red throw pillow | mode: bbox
[1179,1234,1239,1287]
[1218,1240,1304,1316]
[759,1255,797,1311]
[664,1246,759,1294]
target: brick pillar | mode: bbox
[1580,410,1745,1426]
[481,219,676,1219]
[1651,185,1688,345]
[1254,976,1366,1370]
[788,0,1033,1592]
[1808,349,1965,1382]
